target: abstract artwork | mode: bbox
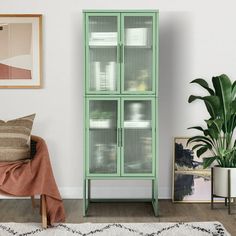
[173,137,213,202]
[0,15,42,88]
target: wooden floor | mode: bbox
[0,199,235,234]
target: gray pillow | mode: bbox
[0,114,35,161]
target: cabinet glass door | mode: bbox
[121,14,156,94]
[122,99,154,175]
[86,14,120,93]
[87,99,119,175]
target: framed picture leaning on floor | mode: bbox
[172,137,213,202]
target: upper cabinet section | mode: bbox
[85,13,120,94]
[84,11,158,95]
[122,13,156,94]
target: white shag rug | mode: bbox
[0,222,231,236]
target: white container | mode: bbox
[213,166,236,197]
[125,28,148,46]
[124,120,150,128]
[89,32,117,46]
[90,119,111,128]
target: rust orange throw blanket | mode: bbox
[0,135,65,224]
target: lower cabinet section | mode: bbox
[86,98,156,177]
[84,97,158,216]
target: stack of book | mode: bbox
[94,61,116,91]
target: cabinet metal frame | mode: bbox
[120,12,157,95]
[85,97,121,177]
[85,12,121,95]
[83,10,159,217]
[83,177,158,217]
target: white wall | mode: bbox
[1,0,236,199]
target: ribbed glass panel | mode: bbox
[88,16,118,92]
[123,16,153,92]
[123,100,152,173]
[89,100,117,174]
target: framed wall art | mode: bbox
[172,137,213,202]
[0,14,42,88]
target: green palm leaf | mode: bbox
[232,81,236,100]
[188,126,205,132]
[187,135,214,146]
[190,78,215,95]
[188,95,221,118]
[203,157,217,168]
[188,95,202,103]
[192,144,205,150]
[212,74,232,122]
[196,146,210,157]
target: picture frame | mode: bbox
[0,14,42,88]
[172,137,213,203]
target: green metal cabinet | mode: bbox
[83,10,159,216]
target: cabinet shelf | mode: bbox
[89,45,152,49]
[124,120,151,128]
[89,44,117,48]
[124,45,152,49]
[89,127,117,130]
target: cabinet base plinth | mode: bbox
[83,178,159,217]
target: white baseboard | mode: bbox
[59,186,171,199]
[159,187,171,199]
[0,195,40,199]
[59,187,82,199]
[0,187,171,199]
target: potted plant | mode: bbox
[187,74,236,200]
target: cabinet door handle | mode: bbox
[117,128,120,147]
[118,43,120,64]
[120,44,123,64]
[120,128,123,147]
